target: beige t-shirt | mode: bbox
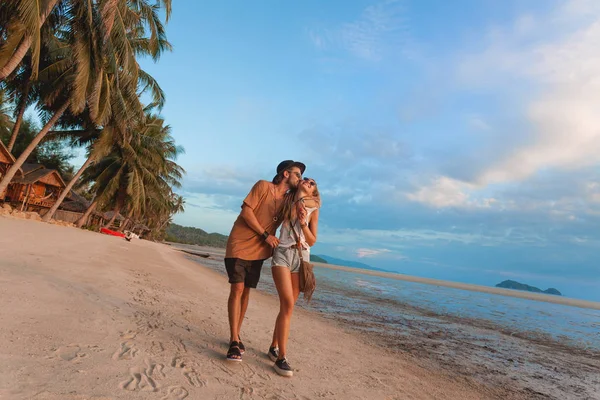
[225,180,284,260]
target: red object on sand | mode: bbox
[100,227,126,238]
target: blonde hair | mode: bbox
[279,178,320,224]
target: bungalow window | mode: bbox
[44,186,55,198]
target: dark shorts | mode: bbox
[224,258,265,288]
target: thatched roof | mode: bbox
[133,223,150,232]
[12,167,66,187]
[0,141,23,177]
[102,210,124,221]
[66,190,89,204]
[58,190,91,213]
[59,200,87,212]
[0,141,16,164]
[21,163,44,174]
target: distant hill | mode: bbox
[310,254,328,263]
[495,280,562,296]
[314,255,390,273]
[165,223,228,247]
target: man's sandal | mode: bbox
[226,341,242,362]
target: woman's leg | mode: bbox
[270,272,301,349]
[271,266,295,359]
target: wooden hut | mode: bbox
[5,164,67,212]
[0,141,23,200]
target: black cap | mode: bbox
[276,160,306,174]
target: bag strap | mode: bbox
[289,221,305,262]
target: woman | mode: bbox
[268,176,320,377]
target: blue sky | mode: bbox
[134,0,600,301]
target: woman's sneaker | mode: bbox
[267,346,279,362]
[273,357,293,377]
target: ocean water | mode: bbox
[186,251,600,352]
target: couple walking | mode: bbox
[224,160,321,377]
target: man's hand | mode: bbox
[298,205,307,226]
[265,235,279,248]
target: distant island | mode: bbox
[310,255,328,263]
[495,280,562,296]
[312,254,391,273]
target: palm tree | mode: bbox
[76,114,184,230]
[41,5,173,222]
[3,56,36,152]
[0,90,13,137]
[0,0,172,197]
[0,0,61,80]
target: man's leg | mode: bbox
[235,260,264,341]
[237,286,251,335]
[228,282,245,343]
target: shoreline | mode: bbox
[312,262,600,310]
[179,244,600,399]
[174,244,600,310]
[1,217,524,399]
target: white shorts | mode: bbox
[272,246,309,273]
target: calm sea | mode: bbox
[183,249,600,352]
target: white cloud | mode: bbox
[406,176,497,209]
[467,115,491,132]
[318,225,544,249]
[356,248,392,258]
[309,0,416,62]
[459,1,600,186]
[406,1,600,211]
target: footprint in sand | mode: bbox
[50,344,88,361]
[171,355,207,388]
[119,359,164,392]
[171,339,188,353]
[120,330,138,340]
[182,366,206,387]
[112,341,138,361]
[149,340,165,355]
[161,386,188,400]
[119,366,158,392]
[145,358,166,379]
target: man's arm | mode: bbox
[240,205,279,248]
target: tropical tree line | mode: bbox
[0,0,185,239]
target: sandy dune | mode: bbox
[0,217,527,399]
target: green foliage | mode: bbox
[0,117,76,179]
[165,223,228,247]
[0,91,12,137]
[310,254,328,263]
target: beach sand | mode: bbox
[0,217,530,400]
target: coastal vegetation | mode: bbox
[165,223,229,248]
[0,0,184,239]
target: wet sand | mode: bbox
[178,244,600,400]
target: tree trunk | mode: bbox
[7,83,30,152]
[76,199,98,228]
[0,36,32,80]
[119,218,129,232]
[0,102,69,195]
[118,209,135,232]
[103,205,121,229]
[42,154,94,222]
[0,0,60,80]
[20,184,31,211]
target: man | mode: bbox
[225,160,305,361]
